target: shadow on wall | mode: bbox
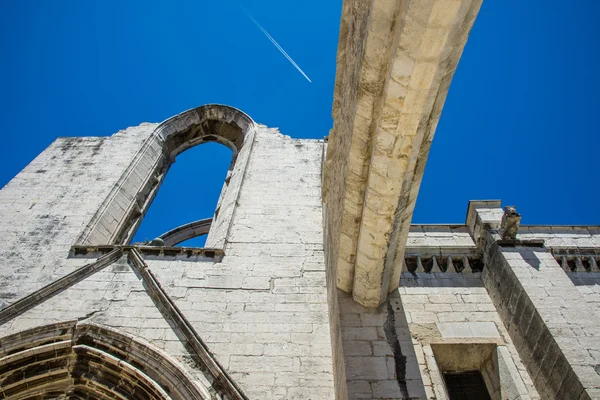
[338,290,427,399]
[132,142,233,247]
[567,272,600,286]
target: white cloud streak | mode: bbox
[243,8,312,83]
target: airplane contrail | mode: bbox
[242,8,312,83]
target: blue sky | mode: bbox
[1,1,599,246]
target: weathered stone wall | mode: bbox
[337,264,539,399]
[405,225,477,254]
[338,289,425,400]
[146,127,336,399]
[398,272,539,400]
[323,201,350,400]
[2,106,599,400]
[0,121,336,399]
[466,203,600,400]
[204,125,254,248]
[569,272,600,304]
[482,242,600,399]
[332,203,600,400]
[516,226,600,248]
[0,124,155,308]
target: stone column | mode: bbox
[468,201,600,399]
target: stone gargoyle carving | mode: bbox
[500,206,521,240]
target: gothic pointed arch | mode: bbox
[0,321,211,399]
[76,104,256,249]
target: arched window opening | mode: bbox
[132,142,233,247]
[75,105,255,249]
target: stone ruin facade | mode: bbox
[1,1,599,399]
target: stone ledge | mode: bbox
[70,245,224,262]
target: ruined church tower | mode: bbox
[1,1,599,399]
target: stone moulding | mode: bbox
[70,244,224,261]
[75,104,256,252]
[0,247,246,399]
[158,218,213,246]
[128,249,247,400]
[0,321,211,399]
[555,254,600,273]
[403,255,484,274]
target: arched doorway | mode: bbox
[0,321,210,399]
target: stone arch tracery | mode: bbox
[76,104,256,249]
[157,218,213,247]
[0,321,211,399]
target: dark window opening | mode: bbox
[444,371,491,400]
[132,142,233,247]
